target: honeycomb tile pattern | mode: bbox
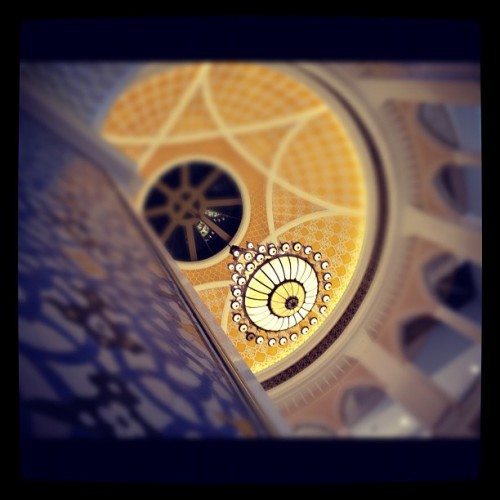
[272,184,326,229]
[100,63,368,374]
[278,113,366,209]
[169,89,219,136]
[234,125,293,167]
[197,287,231,325]
[208,63,323,126]
[102,65,199,137]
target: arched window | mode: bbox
[424,254,482,325]
[434,165,481,219]
[340,385,424,437]
[401,315,480,399]
[419,104,481,153]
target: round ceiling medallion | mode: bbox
[245,256,318,331]
[228,241,332,347]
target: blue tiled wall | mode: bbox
[18,111,267,438]
[20,63,140,128]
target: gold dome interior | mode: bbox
[101,63,368,373]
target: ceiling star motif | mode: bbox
[101,63,368,373]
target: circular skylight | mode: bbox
[143,161,243,262]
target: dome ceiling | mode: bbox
[101,63,371,378]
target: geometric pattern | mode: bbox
[272,184,327,229]
[18,111,268,438]
[100,62,369,375]
[226,215,365,372]
[277,113,366,210]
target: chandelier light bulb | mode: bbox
[232,313,242,322]
[268,338,276,346]
[304,245,312,255]
[313,252,322,261]
[256,336,264,345]
[290,333,298,341]
[279,337,287,345]
[321,261,329,270]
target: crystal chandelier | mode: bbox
[227,241,332,346]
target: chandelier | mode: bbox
[227,241,332,347]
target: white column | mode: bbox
[434,305,481,344]
[345,330,453,428]
[404,206,482,265]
